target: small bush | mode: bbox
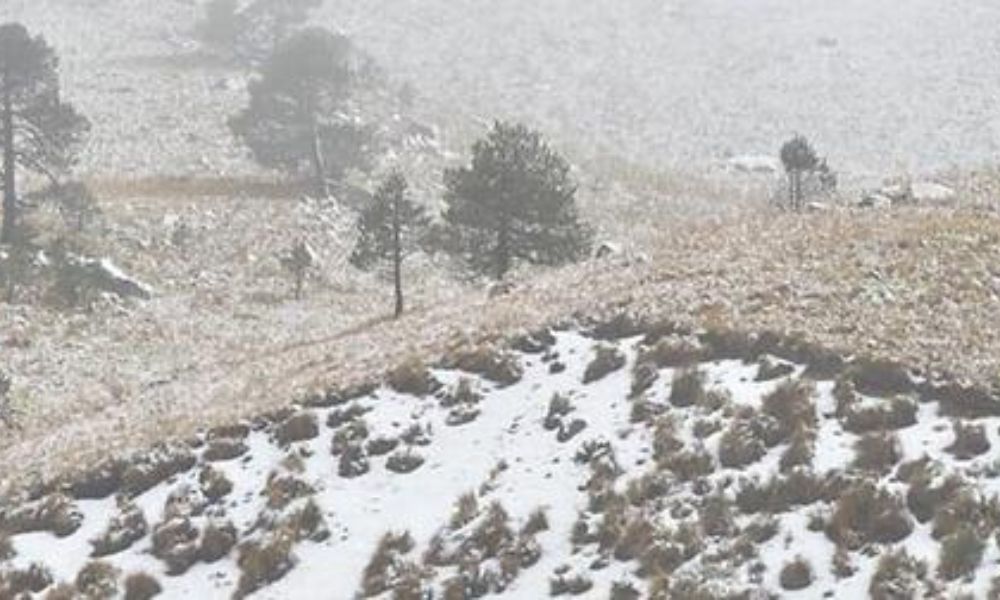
[75,560,120,599]
[849,358,914,396]
[123,572,162,600]
[1,493,83,537]
[938,526,985,581]
[779,428,814,472]
[326,402,371,428]
[90,500,148,557]
[583,345,626,384]
[853,432,901,474]
[203,437,248,462]
[755,355,795,382]
[827,482,912,549]
[946,420,990,460]
[699,495,734,538]
[386,450,425,474]
[199,520,238,563]
[869,550,926,600]
[467,503,514,560]
[338,443,371,478]
[121,444,197,497]
[273,412,319,446]
[0,563,53,595]
[549,571,593,596]
[387,359,440,396]
[235,532,296,598]
[779,556,813,591]
[842,396,917,433]
[522,508,549,536]
[366,435,399,457]
[199,466,233,502]
[450,346,523,386]
[669,368,706,408]
[440,377,482,408]
[637,337,705,368]
[360,531,415,596]
[661,448,714,482]
[718,421,766,468]
[761,379,816,440]
[544,393,574,430]
[450,492,479,530]
[151,517,200,575]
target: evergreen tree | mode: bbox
[443,121,592,280]
[350,171,428,318]
[198,0,324,65]
[229,27,375,198]
[779,135,820,211]
[0,23,90,243]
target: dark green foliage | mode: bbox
[443,121,592,280]
[229,27,376,197]
[0,22,90,243]
[350,172,429,317]
[778,135,833,211]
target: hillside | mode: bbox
[6,319,1000,598]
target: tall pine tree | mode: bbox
[0,23,90,243]
[443,121,592,280]
[350,171,428,318]
[229,27,375,198]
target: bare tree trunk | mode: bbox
[392,192,404,318]
[308,112,328,198]
[1,88,17,244]
[495,213,510,281]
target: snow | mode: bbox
[5,328,1000,597]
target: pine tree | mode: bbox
[779,135,820,211]
[198,0,324,65]
[0,23,90,244]
[350,172,428,318]
[443,121,592,280]
[229,27,375,198]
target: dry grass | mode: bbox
[9,205,1000,496]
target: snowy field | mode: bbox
[4,0,1000,182]
[4,326,1000,597]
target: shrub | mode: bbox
[549,571,593,596]
[699,495,734,537]
[613,516,656,561]
[946,420,990,460]
[779,428,814,472]
[123,572,162,600]
[120,444,197,497]
[203,437,248,462]
[661,448,714,482]
[626,471,670,506]
[522,508,549,536]
[263,471,314,510]
[761,379,816,440]
[853,432,901,474]
[366,436,400,457]
[450,492,479,530]
[544,393,574,431]
[199,466,233,502]
[827,482,912,549]
[90,500,148,557]
[151,517,200,575]
[326,403,371,428]
[938,526,985,581]
[338,443,371,478]
[779,557,813,591]
[630,362,658,399]
[387,359,440,396]
[583,345,626,384]
[610,580,642,600]
[931,490,1000,540]
[637,337,705,368]
[75,560,120,599]
[467,503,514,560]
[0,563,53,595]
[842,396,917,433]
[450,346,523,386]
[669,369,706,408]
[440,377,482,408]
[718,420,766,468]
[331,419,370,455]
[236,532,296,598]
[1,493,83,537]
[360,532,415,596]
[755,355,795,382]
[386,450,425,474]
[199,520,238,563]
[868,549,926,600]
[273,412,319,446]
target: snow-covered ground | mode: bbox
[4,327,1000,598]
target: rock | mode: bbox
[81,257,153,300]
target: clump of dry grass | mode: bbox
[779,556,813,591]
[779,428,815,472]
[90,499,148,557]
[203,437,248,462]
[235,531,296,598]
[326,403,371,428]
[272,412,319,446]
[199,520,238,563]
[761,379,816,441]
[450,492,479,530]
[544,393,574,430]
[718,419,766,469]
[636,336,705,369]
[123,572,162,600]
[387,359,441,396]
[0,563,53,596]
[198,465,233,502]
[448,345,523,386]
[826,482,912,549]
[75,560,120,599]
[338,443,371,478]
[937,525,985,581]
[868,549,927,600]
[0,493,83,537]
[365,435,400,457]
[360,531,417,597]
[582,344,626,384]
[120,444,197,497]
[263,470,315,510]
[151,517,200,575]
[331,419,370,455]
[853,432,901,474]
[386,449,425,474]
[945,420,990,460]
[549,568,593,596]
[668,368,706,408]
[849,358,915,396]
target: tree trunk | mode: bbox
[495,213,510,281]
[392,193,404,318]
[308,112,328,198]
[1,88,16,244]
